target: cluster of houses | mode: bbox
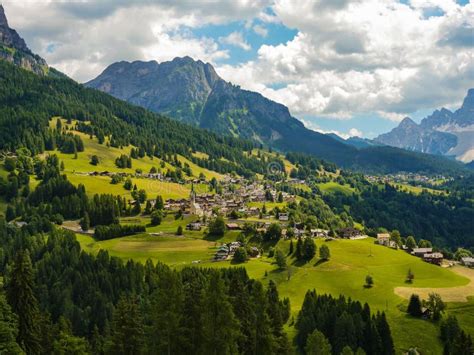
[163,181,296,219]
[365,173,449,185]
[212,241,260,261]
[376,233,445,266]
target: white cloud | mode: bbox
[253,24,268,37]
[1,0,267,81]
[377,111,407,123]
[219,31,251,51]
[217,0,474,122]
[2,0,472,126]
[300,118,364,139]
[349,128,362,137]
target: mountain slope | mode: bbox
[86,57,357,164]
[86,57,466,174]
[375,89,474,163]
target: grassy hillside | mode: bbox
[76,218,471,354]
[317,181,355,195]
[43,118,224,200]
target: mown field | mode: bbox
[316,181,355,195]
[75,216,472,354]
[389,182,446,196]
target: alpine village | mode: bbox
[0,2,473,355]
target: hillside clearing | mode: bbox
[394,266,474,302]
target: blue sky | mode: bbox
[4,0,473,139]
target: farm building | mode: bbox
[461,257,474,267]
[186,222,202,231]
[377,233,390,246]
[423,252,443,265]
[338,227,362,239]
[412,248,433,257]
[226,223,240,230]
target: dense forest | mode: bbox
[0,221,294,354]
[0,60,273,178]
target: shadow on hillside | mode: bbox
[291,259,308,267]
[313,259,328,267]
[203,233,225,242]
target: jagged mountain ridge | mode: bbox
[86,57,358,164]
[375,89,474,163]
[0,4,48,75]
[86,56,468,173]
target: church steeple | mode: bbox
[190,183,196,204]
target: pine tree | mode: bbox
[295,237,303,260]
[319,244,330,260]
[6,250,42,354]
[407,294,422,317]
[52,317,89,354]
[80,212,90,231]
[108,296,145,355]
[155,195,164,210]
[275,249,287,269]
[149,269,184,355]
[303,238,316,261]
[250,281,275,355]
[266,280,290,353]
[375,312,394,355]
[288,239,294,255]
[201,273,239,355]
[0,294,22,354]
[305,329,332,355]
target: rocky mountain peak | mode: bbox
[0,4,48,75]
[0,4,8,27]
[461,88,474,110]
[0,4,30,53]
[399,117,417,129]
[376,89,473,162]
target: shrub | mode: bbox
[233,247,247,263]
[150,211,163,226]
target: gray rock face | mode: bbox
[86,56,355,164]
[375,89,474,162]
[87,57,220,126]
[0,4,47,75]
[86,56,468,172]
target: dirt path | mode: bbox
[394,266,474,302]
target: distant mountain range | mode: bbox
[86,57,466,174]
[326,133,383,149]
[375,90,474,163]
[85,57,359,164]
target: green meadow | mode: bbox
[76,220,471,354]
[316,181,355,195]
[389,182,446,196]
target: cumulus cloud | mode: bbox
[300,118,363,139]
[2,0,472,125]
[1,0,268,81]
[219,31,251,51]
[217,0,473,122]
